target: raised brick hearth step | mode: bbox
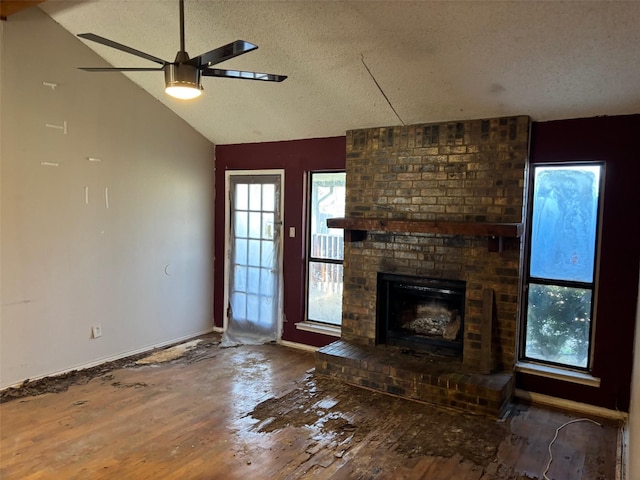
[315,340,513,418]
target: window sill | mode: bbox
[295,321,341,337]
[515,361,601,388]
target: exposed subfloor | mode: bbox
[0,333,620,480]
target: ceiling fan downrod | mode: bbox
[179,0,185,55]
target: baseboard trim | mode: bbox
[619,421,629,480]
[515,388,628,421]
[212,326,224,333]
[1,328,214,390]
[279,339,319,353]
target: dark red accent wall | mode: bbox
[517,114,640,411]
[214,136,346,347]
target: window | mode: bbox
[521,163,603,370]
[306,172,346,325]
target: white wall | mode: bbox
[0,7,215,388]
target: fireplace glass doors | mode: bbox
[377,273,465,356]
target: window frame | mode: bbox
[519,161,605,372]
[304,170,346,327]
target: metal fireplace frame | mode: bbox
[376,272,466,356]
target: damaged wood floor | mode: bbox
[0,334,619,480]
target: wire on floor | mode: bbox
[542,417,602,480]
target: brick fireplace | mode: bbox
[315,116,530,416]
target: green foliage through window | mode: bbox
[525,284,591,368]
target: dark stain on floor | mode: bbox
[250,374,510,468]
[247,373,548,479]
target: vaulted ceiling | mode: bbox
[32,1,640,145]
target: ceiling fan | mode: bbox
[77,0,287,100]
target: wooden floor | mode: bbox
[1,334,620,479]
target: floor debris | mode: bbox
[135,339,202,364]
[0,335,219,403]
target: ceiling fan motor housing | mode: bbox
[165,60,202,91]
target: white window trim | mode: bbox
[515,361,601,388]
[295,320,341,337]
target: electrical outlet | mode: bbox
[92,325,102,339]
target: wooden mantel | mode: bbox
[327,217,523,252]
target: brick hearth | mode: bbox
[314,116,530,416]
[316,340,514,417]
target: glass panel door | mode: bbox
[223,173,282,346]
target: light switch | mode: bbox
[289,227,296,238]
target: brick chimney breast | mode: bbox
[341,116,530,371]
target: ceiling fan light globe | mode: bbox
[165,84,202,100]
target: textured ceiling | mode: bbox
[40,0,640,145]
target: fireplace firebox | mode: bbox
[377,273,466,356]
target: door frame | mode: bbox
[223,169,285,342]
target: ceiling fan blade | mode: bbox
[202,68,287,82]
[79,67,165,72]
[187,40,258,69]
[78,33,167,65]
